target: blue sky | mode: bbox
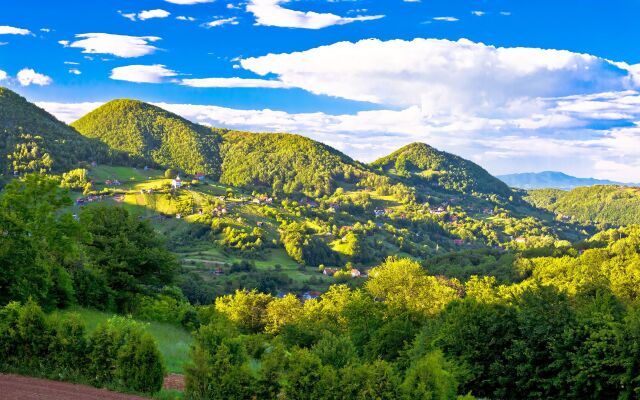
[2,0,640,181]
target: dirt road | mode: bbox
[0,374,148,400]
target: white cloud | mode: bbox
[471,11,485,16]
[246,0,384,29]
[0,42,7,46]
[110,64,177,83]
[17,68,52,86]
[165,0,213,4]
[206,17,239,27]
[69,69,81,75]
[61,33,161,58]
[64,61,80,65]
[40,28,51,32]
[177,16,197,21]
[500,11,512,16]
[36,101,104,123]
[433,17,459,22]
[181,77,290,88]
[0,69,7,81]
[0,25,31,35]
[138,9,171,20]
[120,9,171,21]
[240,38,640,117]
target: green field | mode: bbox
[55,307,193,374]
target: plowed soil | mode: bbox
[0,373,148,399]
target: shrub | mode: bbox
[116,332,165,393]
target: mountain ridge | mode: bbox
[498,171,636,190]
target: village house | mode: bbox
[302,291,321,301]
[374,209,386,217]
[453,239,465,246]
[430,207,446,215]
[194,173,206,181]
[323,268,339,276]
[515,237,527,244]
[171,176,182,189]
[350,268,362,278]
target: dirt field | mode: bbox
[0,374,148,400]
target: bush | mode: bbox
[0,301,167,394]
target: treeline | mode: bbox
[0,87,115,175]
[526,185,640,227]
[0,174,189,319]
[0,300,164,394]
[181,228,640,399]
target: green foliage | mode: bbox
[218,131,367,196]
[0,301,165,394]
[80,205,178,312]
[0,174,80,309]
[0,87,111,174]
[371,142,513,200]
[71,99,222,176]
[526,185,640,226]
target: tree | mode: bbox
[165,168,178,179]
[80,205,177,312]
[0,174,80,308]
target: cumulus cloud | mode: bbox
[60,33,161,58]
[0,69,7,81]
[17,68,52,86]
[206,17,239,27]
[122,9,171,21]
[0,25,31,35]
[181,77,290,88]
[240,38,640,117]
[246,0,384,29]
[110,64,177,83]
[69,69,81,75]
[433,17,459,22]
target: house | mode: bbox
[483,208,494,216]
[430,207,446,215]
[323,268,338,276]
[176,213,182,219]
[449,215,459,223]
[113,194,125,203]
[256,221,264,227]
[171,176,183,189]
[213,267,224,276]
[453,239,464,246]
[194,173,206,181]
[350,269,362,278]
[515,237,527,244]
[374,209,386,217]
[302,291,321,301]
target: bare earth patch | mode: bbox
[0,374,147,400]
[163,373,186,391]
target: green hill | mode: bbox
[0,87,109,175]
[525,185,640,226]
[218,131,368,196]
[371,142,513,200]
[71,99,222,177]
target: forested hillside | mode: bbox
[526,185,640,226]
[372,142,513,201]
[72,99,222,176]
[0,87,111,175]
[218,130,369,196]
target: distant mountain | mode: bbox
[498,171,634,190]
[0,87,109,175]
[71,99,222,177]
[371,142,513,200]
[218,130,368,196]
[525,186,640,226]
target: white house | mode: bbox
[171,176,183,189]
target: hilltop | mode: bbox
[498,171,633,190]
[0,87,109,175]
[525,185,640,227]
[371,142,513,201]
[218,130,369,197]
[71,99,222,177]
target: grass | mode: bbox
[55,307,193,374]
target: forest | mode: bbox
[2,87,640,399]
